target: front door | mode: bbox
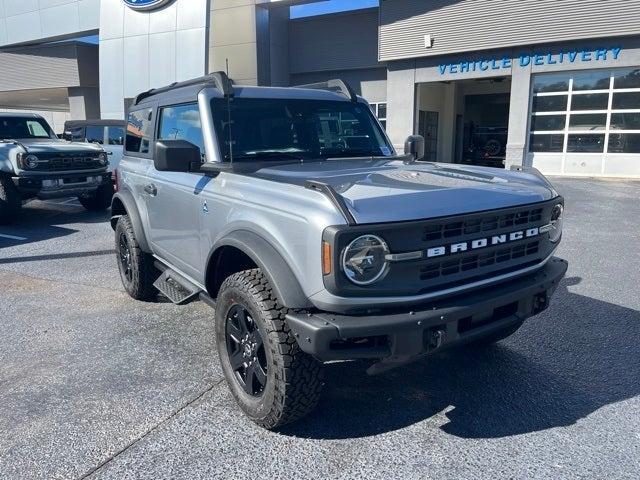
[143,103,206,280]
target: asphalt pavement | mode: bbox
[0,178,639,479]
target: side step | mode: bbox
[153,268,201,305]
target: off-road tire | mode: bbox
[467,321,523,348]
[78,183,113,211]
[115,215,157,300]
[0,174,21,225]
[215,269,324,429]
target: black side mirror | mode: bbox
[154,140,201,172]
[404,135,425,161]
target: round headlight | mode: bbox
[98,152,109,166]
[22,154,39,169]
[549,203,563,242]
[342,235,390,286]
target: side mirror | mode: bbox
[154,140,201,172]
[404,135,425,161]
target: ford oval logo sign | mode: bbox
[123,0,174,11]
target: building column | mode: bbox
[68,87,100,120]
[386,60,416,151]
[505,60,532,169]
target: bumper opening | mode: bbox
[458,301,519,334]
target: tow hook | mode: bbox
[428,329,446,350]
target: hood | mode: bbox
[253,158,557,224]
[16,138,104,155]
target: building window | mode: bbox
[370,102,387,130]
[529,67,640,154]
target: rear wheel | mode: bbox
[215,269,324,429]
[115,215,157,300]
[78,183,113,211]
[0,174,21,224]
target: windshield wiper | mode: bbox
[229,152,312,161]
[323,151,385,159]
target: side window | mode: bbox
[126,109,153,154]
[85,125,105,144]
[158,104,205,158]
[108,126,125,146]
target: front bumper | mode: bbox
[287,257,567,362]
[14,172,111,199]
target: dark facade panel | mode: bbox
[379,0,640,61]
[289,8,380,74]
[0,43,94,92]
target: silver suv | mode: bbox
[0,113,112,223]
[111,73,567,429]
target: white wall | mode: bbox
[0,0,100,47]
[99,0,209,119]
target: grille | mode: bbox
[36,156,103,172]
[422,207,543,241]
[420,241,541,281]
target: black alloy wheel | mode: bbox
[118,232,133,284]
[225,304,268,396]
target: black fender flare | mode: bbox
[110,190,151,252]
[208,230,312,309]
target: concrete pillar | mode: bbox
[68,87,100,120]
[386,60,416,151]
[505,59,532,169]
[209,1,289,86]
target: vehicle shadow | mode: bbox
[280,277,640,440]
[0,202,110,250]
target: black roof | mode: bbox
[64,119,126,129]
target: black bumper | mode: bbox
[14,172,111,199]
[286,257,567,362]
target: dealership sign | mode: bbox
[123,0,173,10]
[438,47,622,76]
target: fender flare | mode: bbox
[208,230,312,309]
[110,190,151,252]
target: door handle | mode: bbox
[144,183,157,196]
[106,151,113,155]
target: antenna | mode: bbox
[225,58,234,165]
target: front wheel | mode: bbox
[78,183,113,211]
[0,174,21,224]
[215,269,324,429]
[114,215,157,300]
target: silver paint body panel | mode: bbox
[121,84,559,310]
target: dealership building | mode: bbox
[1,0,640,176]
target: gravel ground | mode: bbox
[0,178,638,480]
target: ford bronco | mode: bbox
[111,73,567,429]
[0,113,112,223]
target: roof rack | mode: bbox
[134,71,234,105]
[294,79,358,102]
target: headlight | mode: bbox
[19,154,39,169]
[97,152,109,166]
[548,203,563,242]
[341,234,390,285]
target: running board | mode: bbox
[153,268,201,305]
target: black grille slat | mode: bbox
[34,156,102,172]
[419,241,540,281]
[421,207,544,241]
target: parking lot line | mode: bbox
[0,233,27,241]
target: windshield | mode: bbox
[0,116,54,140]
[210,98,393,161]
